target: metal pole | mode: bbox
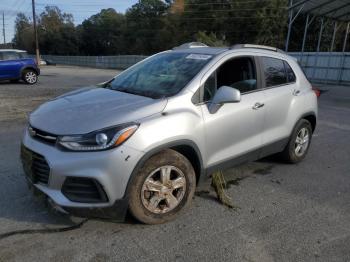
[338,22,350,84]
[330,22,337,52]
[2,12,5,44]
[316,19,324,53]
[32,0,40,65]
[342,22,349,52]
[300,14,309,66]
[312,18,324,81]
[285,0,293,52]
[325,21,338,84]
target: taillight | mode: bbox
[312,87,321,98]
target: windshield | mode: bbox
[106,52,213,99]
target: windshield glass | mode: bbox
[106,52,213,99]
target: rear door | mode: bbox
[258,56,297,156]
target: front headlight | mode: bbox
[58,124,139,151]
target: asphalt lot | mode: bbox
[0,66,349,262]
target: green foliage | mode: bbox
[12,0,347,55]
[195,31,227,47]
[38,6,78,55]
[13,13,34,53]
[255,0,288,47]
[211,171,235,209]
[79,8,125,55]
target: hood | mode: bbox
[30,87,167,135]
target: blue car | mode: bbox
[0,49,40,84]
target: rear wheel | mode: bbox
[22,69,38,84]
[281,119,312,163]
[128,149,196,224]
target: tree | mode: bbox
[13,13,35,53]
[254,0,288,48]
[79,8,126,55]
[124,0,171,55]
[195,31,227,46]
[38,6,78,55]
[13,1,341,55]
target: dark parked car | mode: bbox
[0,49,40,84]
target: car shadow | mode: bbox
[0,80,25,85]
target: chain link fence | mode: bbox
[289,52,350,86]
[41,55,147,70]
[41,53,350,86]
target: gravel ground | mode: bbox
[0,66,349,262]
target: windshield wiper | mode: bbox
[107,85,160,99]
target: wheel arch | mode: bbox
[290,112,317,138]
[303,113,316,132]
[21,66,39,76]
[124,140,205,199]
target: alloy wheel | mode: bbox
[294,127,310,157]
[25,71,37,84]
[141,165,186,214]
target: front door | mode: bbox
[199,56,266,169]
[0,51,21,79]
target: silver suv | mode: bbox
[21,43,318,224]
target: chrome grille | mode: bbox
[28,126,57,145]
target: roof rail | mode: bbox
[230,44,285,54]
[173,42,208,50]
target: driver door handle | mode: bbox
[252,102,265,110]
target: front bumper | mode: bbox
[21,128,143,220]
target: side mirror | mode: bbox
[208,86,241,114]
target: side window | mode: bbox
[261,57,287,87]
[2,52,19,61]
[284,61,296,83]
[0,52,3,61]
[202,57,257,102]
[18,52,28,59]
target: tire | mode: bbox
[22,69,38,84]
[128,149,196,224]
[281,119,312,163]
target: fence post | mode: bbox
[338,22,350,85]
[325,21,338,84]
[312,18,324,81]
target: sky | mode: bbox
[0,0,139,43]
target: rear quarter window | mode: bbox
[261,57,287,87]
[284,61,296,83]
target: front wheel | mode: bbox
[128,149,196,224]
[281,119,313,163]
[22,69,38,84]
